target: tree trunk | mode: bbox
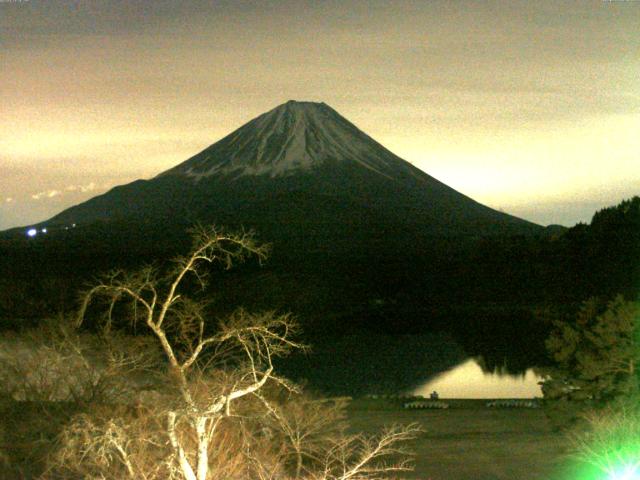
[196,417,209,480]
[168,411,197,480]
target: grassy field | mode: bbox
[2,398,602,479]
[346,398,597,480]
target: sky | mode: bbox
[1,0,639,230]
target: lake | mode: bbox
[412,358,544,399]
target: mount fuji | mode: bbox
[44,100,540,242]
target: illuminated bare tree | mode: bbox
[261,394,420,480]
[73,226,304,480]
[567,407,640,478]
[48,225,420,480]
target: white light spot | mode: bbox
[27,228,37,237]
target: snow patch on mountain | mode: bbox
[161,101,399,180]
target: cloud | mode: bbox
[65,182,96,193]
[4,197,14,203]
[31,190,62,200]
[31,182,102,201]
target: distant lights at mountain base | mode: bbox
[25,225,72,237]
[26,227,47,237]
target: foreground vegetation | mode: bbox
[1,227,420,479]
[5,393,633,480]
[0,395,590,480]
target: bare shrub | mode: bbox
[311,423,420,480]
[257,393,350,477]
[0,316,161,404]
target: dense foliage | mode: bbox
[540,296,640,427]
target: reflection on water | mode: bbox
[412,358,543,399]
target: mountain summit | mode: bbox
[161,100,408,180]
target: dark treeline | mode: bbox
[0,197,637,394]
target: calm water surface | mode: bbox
[412,358,543,399]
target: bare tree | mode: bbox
[257,393,350,477]
[46,226,420,480]
[72,226,304,480]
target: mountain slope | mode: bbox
[160,100,403,179]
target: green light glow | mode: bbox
[563,407,640,480]
[608,463,640,480]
